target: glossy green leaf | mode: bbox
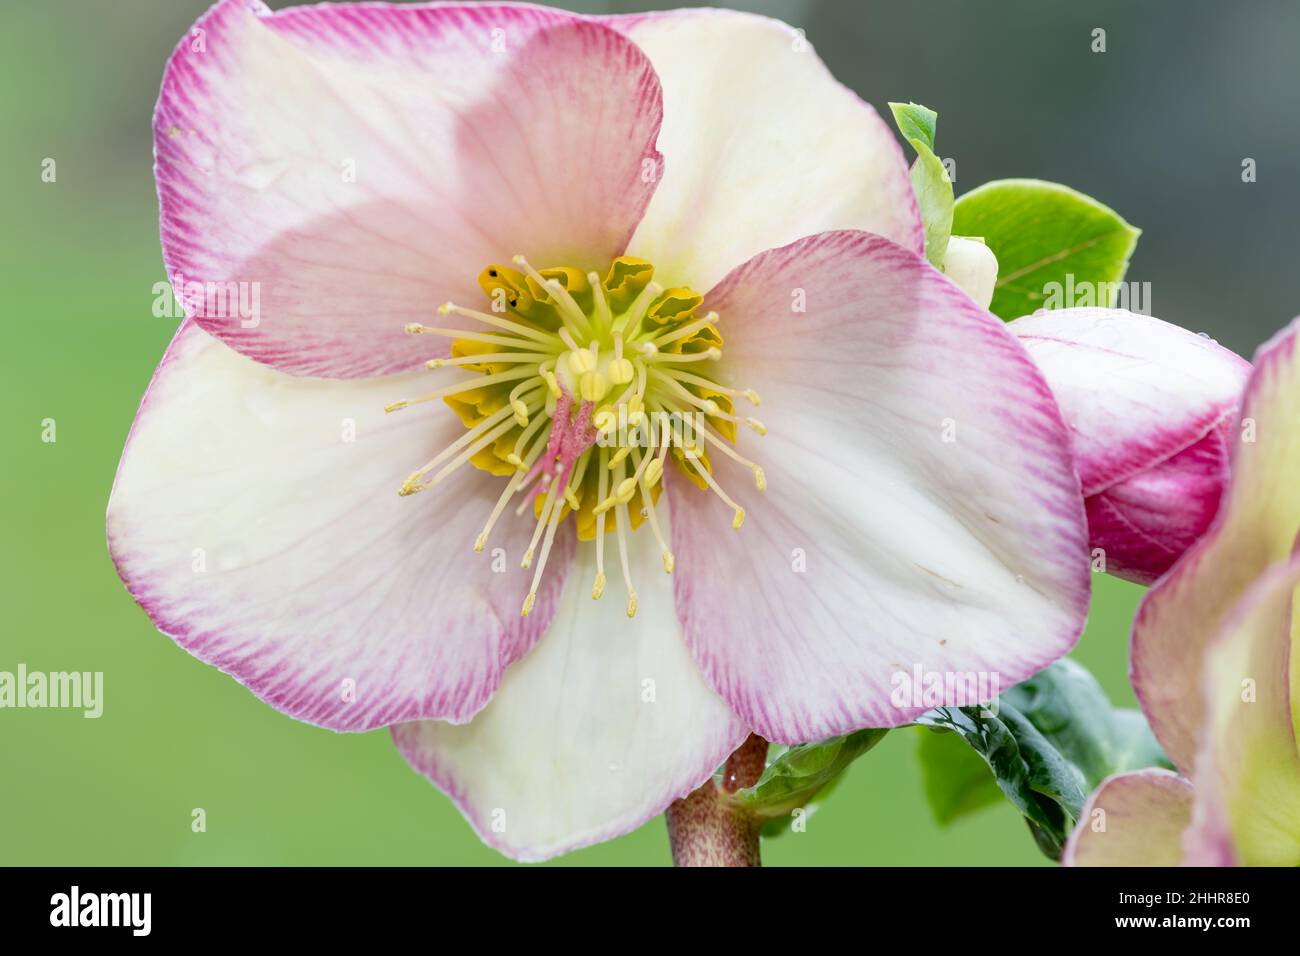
[917,726,1002,824]
[952,179,1140,321]
[1003,658,1170,784]
[726,729,887,836]
[914,659,1171,860]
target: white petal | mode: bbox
[605,9,922,291]
[393,503,748,862]
[108,322,570,731]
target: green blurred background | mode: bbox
[2,0,1296,866]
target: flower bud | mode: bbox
[1011,308,1250,584]
[943,236,998,310]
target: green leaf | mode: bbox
[1003,658,1171,786]
[914,659,1171,860]
[890,101,937,151]
[726,729,887,836]
[889,102,952,267]
[917,726,1003,824]
[917,702,1084,859]
[951,179,1140,321]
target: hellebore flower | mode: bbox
[1065,318,1300,866]
[108,0,1090,860]
[1010,309,1250,584]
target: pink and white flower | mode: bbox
[1010,309,1250,585]
[1065,318,1300,867]
[109,0,1090,860]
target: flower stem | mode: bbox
[666,734,768,867]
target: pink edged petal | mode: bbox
[600,8,921,291]
[1133,317,1300,770]
[1009,309,1250,498]
[392,507,748,863]
[1183,556,1300,866]
[107,322,570,731]
[668,231,1090,744]
[1063,769,1193,867]
[157,0,663,378]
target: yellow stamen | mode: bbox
[647,347,721,365]
[427,351,551,370]
[686,454,748,532]
[613,280,664,336]
[593,446,609,599]
[391,254,769,623]
[386,368,536,414]
[512,255,591,338]
[648,311,718,349]
[406,325,560,352]
[438,301,557,345]
[588,271,612,330]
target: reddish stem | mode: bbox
[665,734,768,867]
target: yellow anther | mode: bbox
[568,348,597,374]
[608,357,635,385]
[391,255,753,624]
[579,371,608,402]
[644,458,664,486]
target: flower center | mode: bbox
[387,255,766,619]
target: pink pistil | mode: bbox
[524,394,598,503]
